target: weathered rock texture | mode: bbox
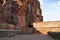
[33,21,60,34]
[0,0,43,34]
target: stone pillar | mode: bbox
[36,1,43,22]
[33,0,43,22]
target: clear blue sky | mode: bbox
[39,0,60,21]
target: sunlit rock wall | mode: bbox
[33,21,60,34]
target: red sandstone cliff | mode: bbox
[0,0,43,33]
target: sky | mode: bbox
[38,0,60,21]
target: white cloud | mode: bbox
[53,1,60,6]
[57,1,60,5]
[51,1,60,8]
[51,5,58,8]
[40,0,60,21]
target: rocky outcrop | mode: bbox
[0,0,43,34]
[33,21,60,34]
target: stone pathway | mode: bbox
[0,34,54,40]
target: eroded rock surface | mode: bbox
[0,0,43,34]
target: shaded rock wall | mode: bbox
[0,0,43,33]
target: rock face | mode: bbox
[0,0,43,34]
[33,21,60,34]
